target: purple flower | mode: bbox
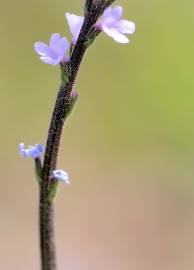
[19,143,44,159]
[65,13,84,44]
[34,33,70,65]
[96,5,135,43]
[53,170,70,184]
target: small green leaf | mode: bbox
[60,64,70,85]
[48,180,59,202]
[66,91,78,118]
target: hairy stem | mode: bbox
[39,181,56,270]
[38,2,109,268]
[42,15,93,181]
[39,12,98,270]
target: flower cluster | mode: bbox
[20,3,136,185]
[34,5,135,65]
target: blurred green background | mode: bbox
[1,0,194,269]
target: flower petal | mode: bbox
[66,13,84,43]
[19,143,29,158]
[102,26,129,43]
[53,169,70,184]
[35,144,44,153]
[19,143,25,152]
[103,6,112,21]
[116,20,135,34]
[40,56,57,65]
[111,5,123,21]
[34,42,52,57]
[58,37,69,55]
[50,33,61,49]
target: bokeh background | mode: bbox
[1,0,194,269]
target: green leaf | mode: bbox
[48,180,59,202]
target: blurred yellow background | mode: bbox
[1,0,194,269]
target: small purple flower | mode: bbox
[34,33,70,65]
[96,5,135,43]
[53,170,70,184]
[19,143,44,159]
[65,13,84,44]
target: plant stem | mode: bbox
[39,4,106,269]
[39,18,92,270]
[39,181,56,270]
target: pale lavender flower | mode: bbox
[65,13,84,44]
[34,33,70,65]
[19,143,44,158]
[53,169,70,184]
[96,5,135,43]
